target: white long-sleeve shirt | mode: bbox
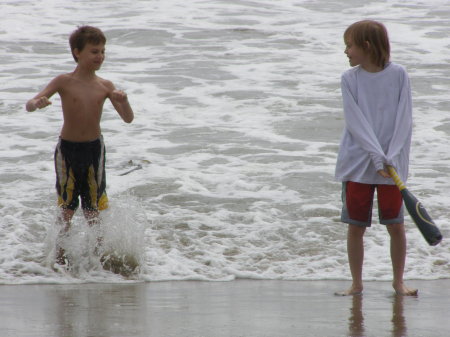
[335,62,412,184]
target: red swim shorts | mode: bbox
[341,181,404,227]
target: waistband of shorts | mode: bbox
[58,135,103,147]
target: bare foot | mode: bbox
[393,283,418,296]
[334,286,363,296]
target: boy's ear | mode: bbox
[72,48,81,63]
[364,41,371,50]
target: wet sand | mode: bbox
[0,279,448,337]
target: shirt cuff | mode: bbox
[370,153,385,171]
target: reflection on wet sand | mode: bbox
[348,294,407,337]
[348,295,365,337]
[52,284,147,337]
[0,281,447,336]
[391,295,407,337]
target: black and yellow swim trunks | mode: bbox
[54,136,108,211]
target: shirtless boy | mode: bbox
[26,26,134,265]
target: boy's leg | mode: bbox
[56,207,75,265]
[80,137,108,226]
[340,224,365,295]
[83,208,100,226]
[336,182,373,296]
[81,169,106,251]
[54,139,79,264]
[378,185,417,296]
[85,138,108,250]
[58,207,75,232]
[83,208,103,255]
[386,224,418,296]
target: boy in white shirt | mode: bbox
[335,20,417,296]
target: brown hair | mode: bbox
[344,20,390,68]
[69,26,106,62]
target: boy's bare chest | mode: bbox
[62,81,109,106]
[60,81,108,117]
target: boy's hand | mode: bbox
[111,90,128,103]
[27,96,52,112]
[377,169,391,178]
[110,89,134,123]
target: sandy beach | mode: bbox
[0,279,448,337]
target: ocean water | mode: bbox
[0,0,449,284]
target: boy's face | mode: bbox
[74,43,105,70]
[344,39,367,67]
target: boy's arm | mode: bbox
[341,75,386,171]
[107,82,134,123]
[386,69,413,164]
[26,76,60,112]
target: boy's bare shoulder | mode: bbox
[97,75,114,87]
[56,72,75,80]
[39,73,74,94]
[50,72,77,86]
[96,76,116,94]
